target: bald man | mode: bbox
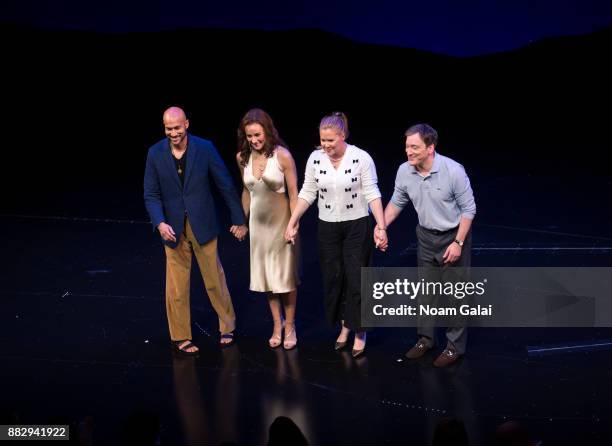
[144,107,248,355]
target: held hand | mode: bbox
[230,225,248,241]
[239,225,249,240]
[158,222,177,243]
[284,221,299,245]
[443,242,462,264]
[374,227,388,252]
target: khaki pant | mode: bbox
[164,219,236,341]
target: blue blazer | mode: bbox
[144,134,245,248]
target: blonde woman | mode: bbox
[285,112,387,357]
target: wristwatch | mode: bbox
[454,239,464,247]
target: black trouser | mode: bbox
[416,224,472,354]
[317,216,373,331]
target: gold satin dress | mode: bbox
[244,150,300,293]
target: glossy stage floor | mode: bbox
[2,210,612,446]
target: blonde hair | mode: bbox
[319,111,349,138]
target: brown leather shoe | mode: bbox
[405,338,432,359]
[433,348,461,367]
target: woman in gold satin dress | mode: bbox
[236,109,300,349]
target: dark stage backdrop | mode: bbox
[1,24,611,235]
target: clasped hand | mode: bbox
[284,221,299,245]
[374,226,388,252]
[230,224,248,241]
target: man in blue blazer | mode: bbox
[144,106,248,355]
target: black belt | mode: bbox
[419,225,458,235]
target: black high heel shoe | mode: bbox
[351,347,365,358]
[352,332,366,358]
[334,340,348,351]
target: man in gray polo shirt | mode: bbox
[379,123,476,367]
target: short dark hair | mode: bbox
[405,123,438,147]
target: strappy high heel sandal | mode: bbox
[269,318,284,348]
[283,320,297,350]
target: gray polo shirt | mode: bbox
[390,153,476,231]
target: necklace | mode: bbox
[329,154,344,167]
[328,145,346,166]
[252,153,268,177]
[172,147,186,175]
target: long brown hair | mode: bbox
[237,108,287,166]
